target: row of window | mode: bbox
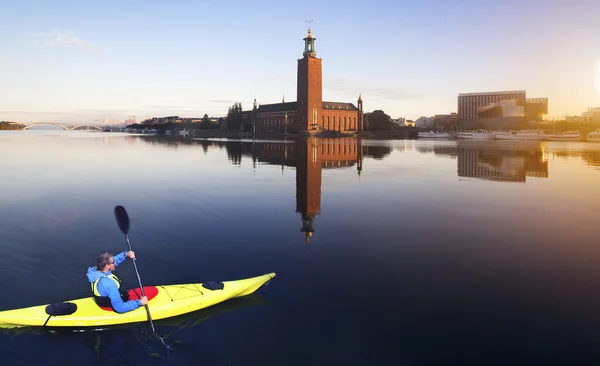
[253,115,360,132]
[324,105,351,110]
[262,118,293,126]
[321,116,358,131]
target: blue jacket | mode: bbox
[86,251,142,313]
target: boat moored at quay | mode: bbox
[492,130,545,140]
[456,131,495,139]
[417,131,452,138]
[544,131,581,141]
[586,130,600,142]
[416,129,594,142]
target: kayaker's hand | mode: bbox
[126,251,135,260]
[140,296,148,305]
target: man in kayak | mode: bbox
[86,251,148,313]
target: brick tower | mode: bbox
[296,28,322,132]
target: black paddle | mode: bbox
[114,205,170,348]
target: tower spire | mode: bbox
[303,21,316,58]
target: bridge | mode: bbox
[21,123,104,131]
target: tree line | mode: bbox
[226,103,243,132]
[0,121,25,130]
[363,110,395,131]
[129,114,222,131]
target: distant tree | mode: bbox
[200,113,220,130]
[126,123,144,130]
[226,103,243,132]
[364,110,392,131]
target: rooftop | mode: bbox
[322,102,358,111]
[459,90,526,97]
[256,102,297,112]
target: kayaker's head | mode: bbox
[97,252,115,273]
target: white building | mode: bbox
[415,116,434,128]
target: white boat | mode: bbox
[545,131,581,141]
[457,131,494,140]
[587,130,600,142]
[418,131,452,138]
[493,130,544,140]
[178,129,190,137]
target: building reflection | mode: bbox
[457,145,548,182]
[194,137,389,243]
[295,138,363,243]
[240,138,367,243]
[431,143,549,182]
[134,135,392,242]
[551,151,600,169]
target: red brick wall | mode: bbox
[255,110,297,133]
[320,109,360,132]
[297,57,322,131]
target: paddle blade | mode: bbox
[114,205,130,235]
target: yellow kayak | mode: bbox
[0,272,275,329]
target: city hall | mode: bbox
[241,28,364,134]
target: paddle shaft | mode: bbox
[125,233,156,333]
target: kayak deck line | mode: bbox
[0,272,275,329]
[159,283,207,302]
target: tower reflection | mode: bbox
[137,135,391,242]
[245,137,365,243]
[294,138,363,243]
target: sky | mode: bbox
[1,0,599,123]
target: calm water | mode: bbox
[1,131,600,365]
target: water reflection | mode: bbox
[551,150,600,168]
[375,139,600,176]
[435,144,548,182]
[214,137,389,243]
[416,142,600,182]
[138,136,391,242]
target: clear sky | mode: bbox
[1,0,599,123]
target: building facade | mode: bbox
[458,90,548,129]
[458,90,527,122]
[241,29,364,134]
[582,107,600,123]
[524,98,548,121]
[478,99,525,119]
[415,116,434,128]
[433,113,458,128]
